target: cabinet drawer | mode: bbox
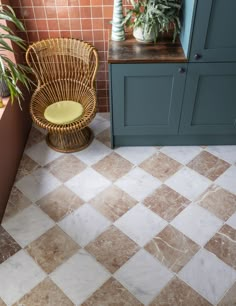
[110,63,187,136]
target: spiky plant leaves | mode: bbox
[0,4,32,106]
[123,0,182,43]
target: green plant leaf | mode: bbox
[0,4,32,105]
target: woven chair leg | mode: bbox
[46,127,94,153]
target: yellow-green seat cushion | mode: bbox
[44,100,83,125]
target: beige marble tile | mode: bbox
[149,277,212,306]
[13,278,74,306]
[26,226,79,273]
[82,277,143,306]
[144,185,190,222]
[15,154,39,181]
[187,151,230,181]
[3,186,32,222]
[205,224,236,269]
[145,225,200,273]
[36,185,83,222]
[218,281,236,306]
[140,152,182,182]
[0,226,21,264]
[85,226,139,273]
[25,127,45,149]
[90,185,137,222]
[0,298,6,306]
[93,152,134,182]
[197,185,236,221]
[45,155,86,182]
[96,128,111,148]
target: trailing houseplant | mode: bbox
[0,5,31,108]
[122,0,182,43]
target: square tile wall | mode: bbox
[8,0,132,112]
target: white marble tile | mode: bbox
[50,249,110,305]
[65,168,111,202]
[98,112,110,121]
[114,249,173,305]
[114,203,167,246]
[73,139,112,166]
[58,204,111,247]
[90,116,110,136]
[115,146,157,165]
[179,249,236,305]
[115,167,161,201]
[215,166,236,194]
[160,146,202,165]
[171,204,223,246]
[226,212,236,230]
[206,145,236,164]
[165,167,211,201]
[33,123,47,135]
[0,250,46,305]
[15,168,61,202]
[25,141,62,166]
[2,205,55,247]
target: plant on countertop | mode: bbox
[122,0,182,43]
[0,5,31,108]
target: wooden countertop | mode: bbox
[108,33,187,64]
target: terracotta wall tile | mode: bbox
[80,0,90,5]
[92,18,103,30]
[80,7,91,18]
[70,19,81,31]
[47,19,59,31]
[91,7,103,18]
[22,7,34,19]
[103,6,113,19]
[57,7,69,18]
[34,7,46,19]
[68,6,80,18]
[44,0,56,5]
[45,7,57,18]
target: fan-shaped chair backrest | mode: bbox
[26,38,98,89]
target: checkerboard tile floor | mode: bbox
[1,113,236,306]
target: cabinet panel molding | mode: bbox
[190,0,236,62]
[180,63,236,135]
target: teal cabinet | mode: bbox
[111,63,187,136]
[190,0,236,62]
[108,0,236,147]
[180,63,236,135]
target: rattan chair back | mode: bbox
[26,38,98,89]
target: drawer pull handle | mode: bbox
[194,53,202,60]
[178,68,186,74]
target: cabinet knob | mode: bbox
[178,67,186,74]
[194,53,202,60]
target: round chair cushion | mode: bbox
[44,101,83,125]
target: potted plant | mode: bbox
[122,0,182,43]
[0,5,31,108]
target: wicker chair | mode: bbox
[26,38,99,153]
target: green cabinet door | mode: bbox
[190,0,236,62]
[110,63,187,136]
[180,63,236,135]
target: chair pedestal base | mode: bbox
[46,127,94,153]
